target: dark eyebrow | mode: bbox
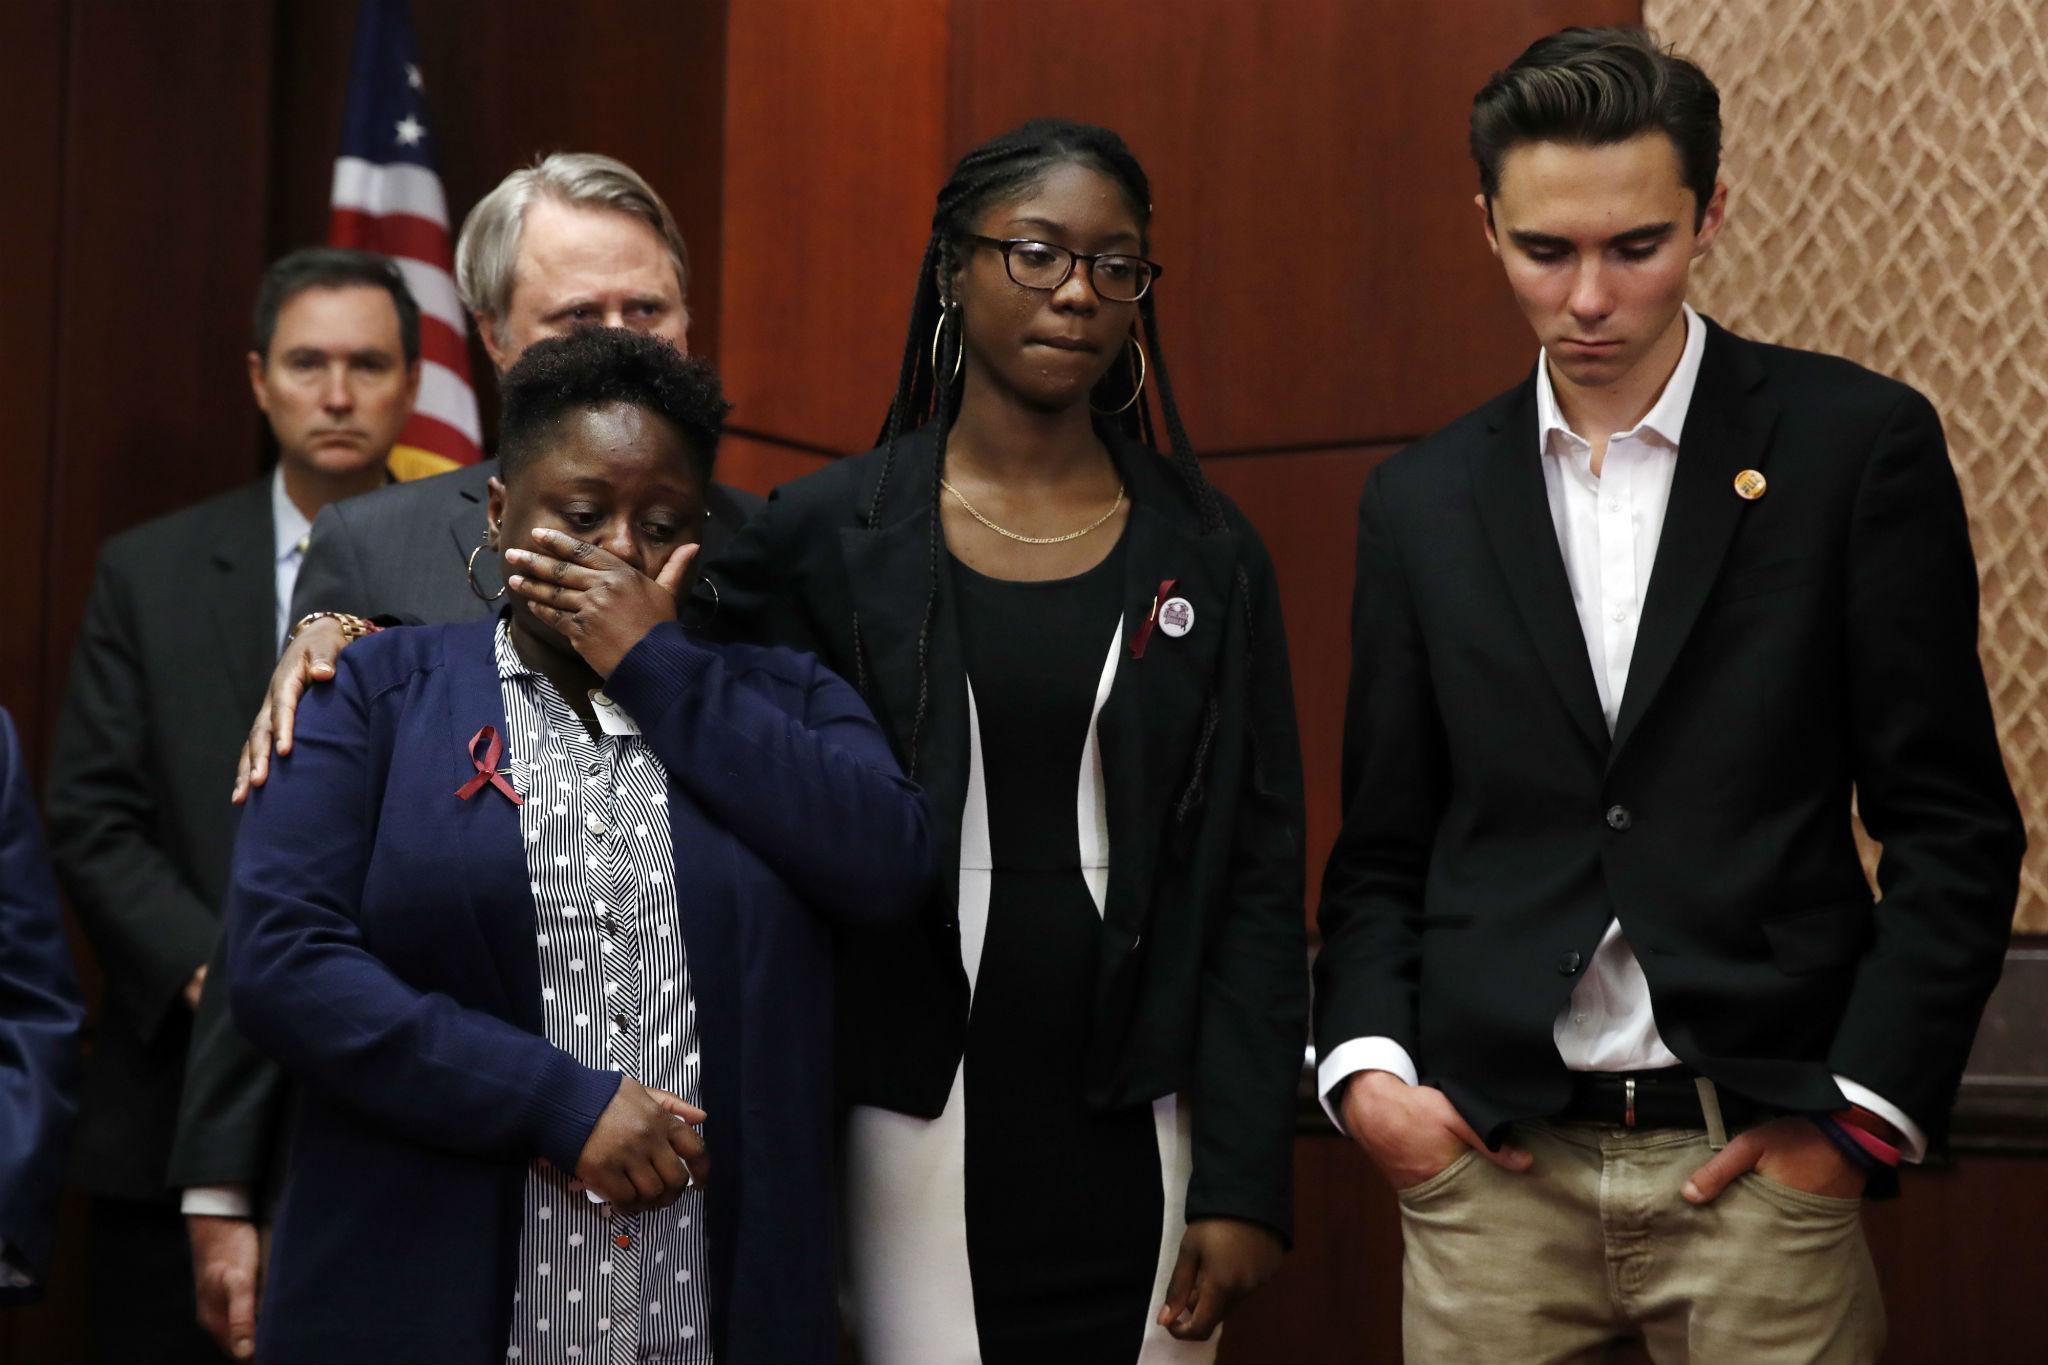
[1507,221,1677,251]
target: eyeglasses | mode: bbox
[962,235,1162,303]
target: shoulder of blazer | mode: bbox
[100,476,274,576]
[1698,315,1927,424]
[327,459,495,540]
[1368,373,1536,505]
[331,616,493,701]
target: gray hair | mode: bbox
[454,152,690,340]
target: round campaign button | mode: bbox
[1733,469,1768,501]
[1157,596,1194,638]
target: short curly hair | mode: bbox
[497,328,729,486]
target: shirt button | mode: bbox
[1557,951,1583,975]
[1606,498,1622,513]
[1574,1013,1589,1025]
[586,812,609,837]
[1610,605,1628,623]
[612,1013,631,1032]
[1605,804,1633,831]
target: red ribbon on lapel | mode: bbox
[1129,578,1178,661]
[454,725,523,805]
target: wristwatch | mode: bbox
[287,611,381,645]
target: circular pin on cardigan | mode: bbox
[1157,597,1194,638]
[1734,469,1768,501]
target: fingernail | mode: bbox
[1681,1181,1702,1202]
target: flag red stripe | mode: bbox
[329,206,456,268]
[399,409,481,465]
[418,315,472,379]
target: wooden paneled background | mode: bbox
[6,2,2042,1362]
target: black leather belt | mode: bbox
[1558,1067,1769,1130]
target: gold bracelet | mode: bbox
[287,611,379,644]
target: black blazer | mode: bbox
[709,426,1309,1240]
[47,477,277,1200]
[169,461,765,1201]
[1313,319,2025,1149]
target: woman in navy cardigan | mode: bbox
[227,329,931,1363]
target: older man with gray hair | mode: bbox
[172,152,761,1360]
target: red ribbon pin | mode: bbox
[454,725,523,805]
[1129,578,1178,661]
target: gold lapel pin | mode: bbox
[1733,469,1768,501]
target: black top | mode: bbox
[954,543,1161,1360]
[708,427,1309,1244]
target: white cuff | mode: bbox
[180,1184,255,1218]
[0,1239,33,1290]
[1313,1037,1420,1134]
[1831,1076,1928,1164]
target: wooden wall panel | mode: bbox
[716,0,951,457]
[39,1,278,728]
[0,0,66,772]
[1205,445,1397,914]
[714,434,830,503]
[947,0,1638,452]
[266,0,730,447]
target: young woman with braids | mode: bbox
[711,119,1308,1363]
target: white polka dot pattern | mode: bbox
[496,623,712,1364]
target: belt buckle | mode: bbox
[1624,1077,1637,1128]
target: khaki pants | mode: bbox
[1397,1121,1884,1365]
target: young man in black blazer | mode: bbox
[1313,26,2024,1361]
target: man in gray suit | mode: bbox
[178,153,760,1358]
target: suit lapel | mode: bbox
[1469,383,1611,755]
[208,479,284,707]
[1093,446,1235,954]
[1610,324,1778,758]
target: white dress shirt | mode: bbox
[270,465,313,652]
[1317,306,1926,1159]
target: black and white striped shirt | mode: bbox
[495,621,712,1364]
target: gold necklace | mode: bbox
[940,477,1125,545]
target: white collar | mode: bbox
[1537,302,1706,451]
[271,464,313,564]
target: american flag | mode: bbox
[328,0,481,474]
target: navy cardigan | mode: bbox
[228,616,931,1363]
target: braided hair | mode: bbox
[862,118,1249,820]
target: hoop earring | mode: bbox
[680,574,721,631]
[467,524,506,602]
[930,303,964,387]
[1090,334,1148,416]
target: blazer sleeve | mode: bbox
[1828,389,2025,1138]
[166,927,286,1195]
[46,547,218,1037]
[603,623,933,928]
[1313,465,1447,1064]
[1183,535,1310,1247]
[226,657,621,1175]
[0,708,84,1295]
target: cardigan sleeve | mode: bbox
[227,652,619,1176]
[605,624,934,930]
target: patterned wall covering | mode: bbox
[1645,0,2048,931]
